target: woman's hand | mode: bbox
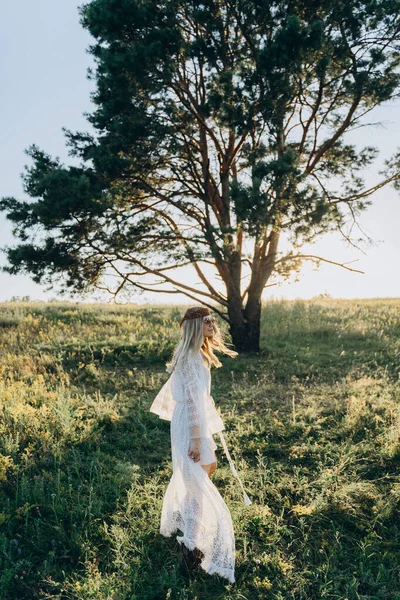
[188,438,201,462]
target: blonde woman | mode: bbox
[149,306,251,584]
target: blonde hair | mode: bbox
[166,315,238,373]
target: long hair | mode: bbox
[166,315,238,373]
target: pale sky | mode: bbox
[1,1,399,304]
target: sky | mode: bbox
[1,1,399,304]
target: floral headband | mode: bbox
[179,306,211,327]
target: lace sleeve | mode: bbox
[179,353,207,439]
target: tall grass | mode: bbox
[0,298,399,599]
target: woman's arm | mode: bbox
[180,354,207,462]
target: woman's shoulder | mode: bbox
[200,352,211,370]
[176,350,209,372]
[194,350,211,369]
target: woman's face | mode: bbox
[203,315,216,338]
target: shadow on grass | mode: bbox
[2,300,400,598]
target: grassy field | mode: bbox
[0,297,399,600]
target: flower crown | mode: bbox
[179,306,211,327]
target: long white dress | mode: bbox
[149,349,251,584]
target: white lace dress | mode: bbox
[149,350,250,584]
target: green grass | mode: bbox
[0,298,399,599]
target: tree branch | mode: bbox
[274,253,365,273]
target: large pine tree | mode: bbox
[1,0,400,351]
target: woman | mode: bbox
[149,306,251,584]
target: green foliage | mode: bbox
[1,0,399,318]
[0,299,399,598]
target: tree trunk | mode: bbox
[229,226,280,352]
[228,291,262,353]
